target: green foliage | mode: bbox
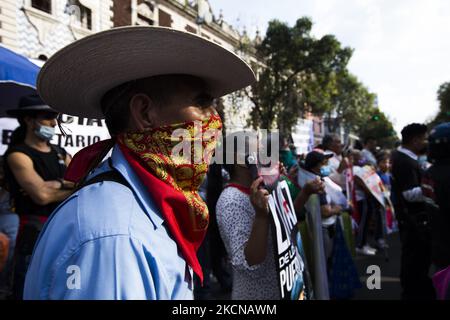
[243,17,353,136]
[238,16,396,147]
[429,82,450,126]
[359,107,398,148]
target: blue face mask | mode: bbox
[320,165,331,177]
[34,123,55,141]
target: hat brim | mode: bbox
[37,26,256,119]
[6,105,58,117]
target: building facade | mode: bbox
[0,0,255,132]
[0,0,113,60]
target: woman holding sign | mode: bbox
[215,133,323,300]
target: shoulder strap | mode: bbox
[75,169,131,193]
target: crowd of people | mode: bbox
[193,123,450,300]
[0,25,449,300]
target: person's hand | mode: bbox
[347,201,354,211]
[303,178,325,196]
[337,157,350,173]
[250,177,270,218]
[62,180,75,190]
[288,165,299,180]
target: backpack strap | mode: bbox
[74,159,131,192]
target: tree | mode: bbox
[242,17,353,137]
[234,17,397,147]
[430,82,450,126]
[323,71,374,133]
[358,107,398,149]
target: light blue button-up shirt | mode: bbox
[23,146,193,300]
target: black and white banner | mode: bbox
[0,115,110,156]
[268,180,307,300]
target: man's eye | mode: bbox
[194,94,214,108]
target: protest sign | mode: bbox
[268,180,307,300]
[353,166,386,208]
[0,115,110,156]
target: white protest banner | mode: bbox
[353,166,386,208]
[268,180,307,300]
[0,115,110,156]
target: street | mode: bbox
[353,233,402,300]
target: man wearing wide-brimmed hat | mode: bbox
[3,94,73,299]
[23,26,255,300]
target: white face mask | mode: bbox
[34,123,55,141]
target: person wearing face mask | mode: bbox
[301,149,361,299]
[3,94,73,299]
[23,27,256,300]
[391,123,435,300]
[302,150,346,264]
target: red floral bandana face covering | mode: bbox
[116,113,222,282]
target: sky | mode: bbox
[208,0,450,135]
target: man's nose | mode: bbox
[50,118,57,127]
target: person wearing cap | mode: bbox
[3,94,73,299]
[23,26,255,300]
[302,150,347,262]
[301,149,361,298]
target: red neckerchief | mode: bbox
[225,183,251,195]
[65,140,207,283]
[64,114,222,284]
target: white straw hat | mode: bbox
[37,26,256,119]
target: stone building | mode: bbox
[0,0,256,132]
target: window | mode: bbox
[136,2,154,26]
[158,9,172,27]
[185,25,196,34]
[31,0,52,14]
[78,5,92,30]
[67,0,92,30]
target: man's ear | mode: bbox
[129,94,155,131]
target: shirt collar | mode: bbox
[109,145,165,229]
[398,146,418,161]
